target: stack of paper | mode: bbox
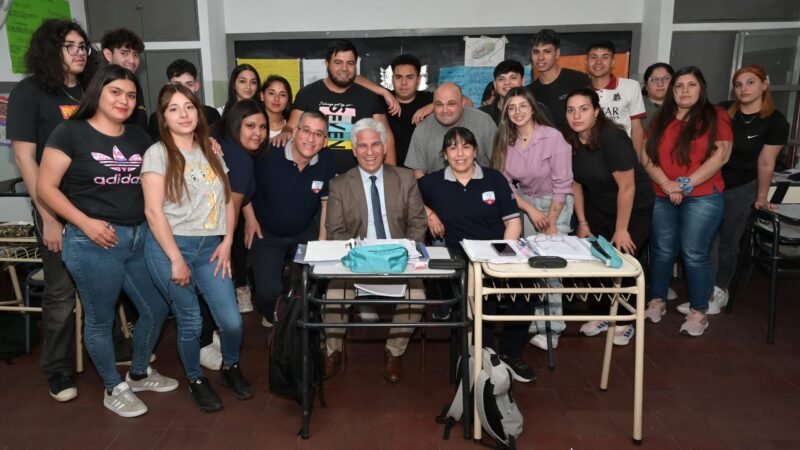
[526,235,595,261]
[354,283,408,297]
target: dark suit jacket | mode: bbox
[326,164,427,242]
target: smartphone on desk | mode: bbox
[491,242,516,256]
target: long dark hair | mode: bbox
[641,62,675,97]
[156,84,230,204]
[214,99,268,152]
[645,66,718,167]
[562,88,623,152]
[24,19,99,94]
[491,86,555,170]
[70,64,140,121]
[222,64,260,115]
[260,75,293,120]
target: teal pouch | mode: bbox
[341,244,409,273]
[587,236,623,268]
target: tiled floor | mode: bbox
[1,271,799,450]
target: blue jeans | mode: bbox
[649,193,724,311]
[62,222,169,390]
[145,233,242,381]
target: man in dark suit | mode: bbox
[323,118,427,383]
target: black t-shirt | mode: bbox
[717,101,790,189]
[572,126,654,215]
[292,79,385,173]
[46,120,152,225]
[148,105,221,141]
[528,68,591,132]
[387,90,433,168]
[125,89,149,131]
[6,77,84,163]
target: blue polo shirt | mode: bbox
[252,141,336,237]
[219,136,255,204]
[418,164,519,248]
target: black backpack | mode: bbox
[0,312,39,364]
[268,292,324,404]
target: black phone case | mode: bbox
[429,258,464,269]
[528,256,568,268]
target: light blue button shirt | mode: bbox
[358,165,391,239]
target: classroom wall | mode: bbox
[223,0,645,33]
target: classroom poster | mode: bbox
[236,58,301,97]
[464,36,507,67]
[438,65,533,106]
[5,0,71,73]
[533,53,630,80]
[378,64,429,91]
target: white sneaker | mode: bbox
[199,344,223,371]
[357,304,379,322]
[236,286,253,313]
[261,316,273,328]
[125,367,179,393]
[529,333,559,351]
[104,382,148,418]
[667,287,678,300]
[680,309,709,337]
[676,287,728,315]
[613,324,635,346]
[528,321,539,334]
[645,299,666,323]
[580,320,609,337]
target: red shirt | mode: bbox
[652,107,733,197]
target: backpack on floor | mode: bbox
[0,312,39,364]
[268,291,324,404]
[436,346,523,450]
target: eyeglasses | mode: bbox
[297,126,326,140]
[62,44,92,56]
[506,103,531,114]
[648,76,671,84]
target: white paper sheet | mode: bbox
[464,36,508,67]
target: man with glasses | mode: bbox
[323,118,427,383]
[273,40,396,174]
[248,112,337,325]
[586,40,647,155]
[101,28,148,130]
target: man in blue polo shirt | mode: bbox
[247,111,337,325]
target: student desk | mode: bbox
[296,250,472,440]
[469,254,646,444]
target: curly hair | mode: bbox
[24,19,99,94]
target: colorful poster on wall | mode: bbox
[438,65,534,106]
[5,0,71,73]
[236,58,301,99]
[533,53,630,80]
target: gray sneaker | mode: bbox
[103,382,148,418]
[125,367,179,393]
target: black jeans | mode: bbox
[250,224,317,320]
[33,209,76,377]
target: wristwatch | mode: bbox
[676,177,693,195]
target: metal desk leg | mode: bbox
[600,278,620,391]
[472,263,483,441]
[458,268,472,439]
[633,273,645,444]
[300,266,311,439]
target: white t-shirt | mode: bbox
[595,75,646,137]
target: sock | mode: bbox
[128,372,147,381]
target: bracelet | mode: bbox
[578,221,589,226]
[676,177,693,195]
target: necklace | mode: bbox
[739,111,758,125]
[62,85,84,104]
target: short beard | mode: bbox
[327,67,355,88]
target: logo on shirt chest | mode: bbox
[91,146,142,185]
[59,104,78,119]
[311,180,324,193]
[482,191,496,205]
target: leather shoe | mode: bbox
[324,351,342,379]
[383,349,403,383]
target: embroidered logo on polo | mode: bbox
[482,191,496,205]
[311,180,324,193]
[91,146,142,185]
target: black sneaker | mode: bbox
[221,363,253,400]
[189,376,223,412]
[499,354,536,383]
[49,373,77,402]
[431,304,452,321]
